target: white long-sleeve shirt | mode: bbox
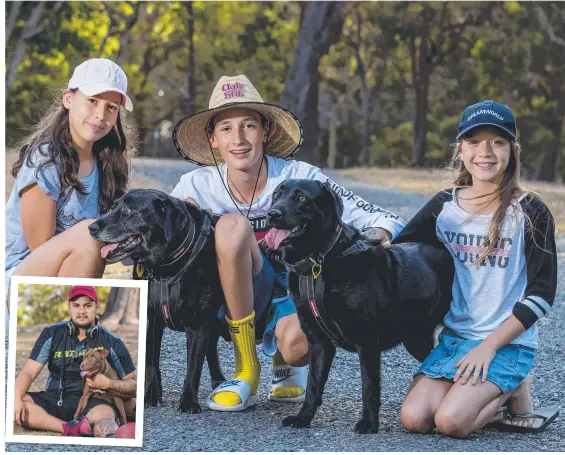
[170,156,406,242]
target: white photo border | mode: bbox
[5,275,148,448]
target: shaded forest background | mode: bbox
[6,1,565,181]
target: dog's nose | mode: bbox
[267,209,283,223]
[88,222,99,235]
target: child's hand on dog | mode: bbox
[184,197,214,218]
[86,374,112,390]
[453,341,497,385]
[363,228,392,248]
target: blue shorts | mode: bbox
[416,328,535,393]
[217,253,296,357]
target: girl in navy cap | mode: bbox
[5,59,136,327]
[396,101,558,436]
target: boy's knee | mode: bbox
[278,331,309,366]
[215,214,252,252]
[434,409,471,438]
[400,404,434,434]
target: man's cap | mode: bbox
[457,100,517,140]
[69,285,98,303]
[68,58,134,112]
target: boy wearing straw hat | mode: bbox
[170,75,406,411]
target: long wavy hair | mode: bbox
[445,129,524,265]
[11,88,137,214]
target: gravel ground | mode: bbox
[6,159,564,451]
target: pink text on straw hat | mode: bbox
[222,82,245,99]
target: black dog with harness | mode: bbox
[89,189,228,413]
[263,179,454,434]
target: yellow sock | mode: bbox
[212,311,260,407]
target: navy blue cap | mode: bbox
[457,100,517,140]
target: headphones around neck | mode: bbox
[67,317,100,339]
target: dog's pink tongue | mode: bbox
[100,243,119,259]
[264,228,291,250]
[80,371,89,378]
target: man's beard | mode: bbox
[72,318,95,329]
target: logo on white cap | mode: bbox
[107,65,121,83]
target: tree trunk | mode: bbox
[411,31,430,168]
[185,1,196,114]
[280,1,351,166]
[412,79,429,168]
[361,87,371,166]
[6,2,46,98]
[101,287,140,328]
[6,2,63,99]
[6,1,23,42]
[536,148,557,182]
[135,107,147,156]
[327,103,338,168]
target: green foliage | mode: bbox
[17,284,111,326]
[5,1,565,180]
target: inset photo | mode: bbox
[5,276,147,447]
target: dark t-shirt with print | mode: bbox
[29,321,136,394]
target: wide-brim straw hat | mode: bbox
[173,75,304,166]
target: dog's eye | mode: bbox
[122,206,131,215]
[299,196,306,202]
[273,193,279,199]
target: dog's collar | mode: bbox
[284,223,343,276]
[143,211,214,332]
[159,209,213,268]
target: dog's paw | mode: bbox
[354,418,379,434]
[178,401,202,414]
[144,392,163,407]
[282,415,311,429]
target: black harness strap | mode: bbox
[299,274,356,351]
[146,212,214,330]
[290,228,375,352]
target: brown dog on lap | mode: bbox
[74,348,128,425]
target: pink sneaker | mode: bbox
[62,416,92,436]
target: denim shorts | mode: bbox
[217,253,296,357]
[416,328,535,393]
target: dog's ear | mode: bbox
[162,198,178,243]
[321,181,344,220]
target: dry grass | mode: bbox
[340,166,565,232]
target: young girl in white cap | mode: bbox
[170,75,406,411]
[5,58,136,324]
[396,101,558,436]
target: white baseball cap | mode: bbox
[68,58,134,112]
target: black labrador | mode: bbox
[263,179,454,433]
[89,189,227,413]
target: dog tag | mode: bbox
[312,264,322,280]
[136,263,144,278]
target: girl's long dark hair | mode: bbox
[11,88,137,214]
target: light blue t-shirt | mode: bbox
[5,146,100,272]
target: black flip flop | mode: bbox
[488,406,560,434]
